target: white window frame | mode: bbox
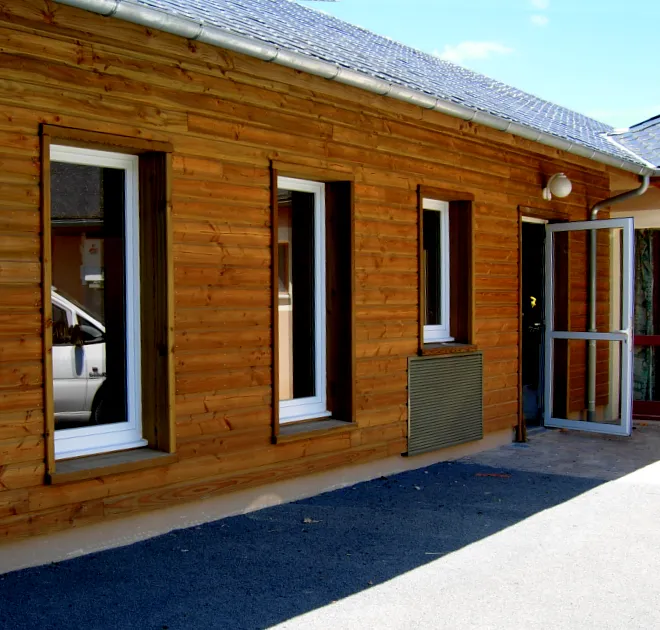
[277,177,330,424]
[423,198,453,343]
[51,145,146,459]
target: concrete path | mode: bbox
[2,424,660,630]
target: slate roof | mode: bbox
[113,0,657,169]
[606,117,660,168]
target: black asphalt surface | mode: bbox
[0,458,602,630]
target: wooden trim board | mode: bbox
[40,129,55,476]
[270,163,280,441]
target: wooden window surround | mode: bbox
[40,125,176,484]
[270,163,356,443]
[418,186,475,356]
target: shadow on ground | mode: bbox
[0,458,613,630]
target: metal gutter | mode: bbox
[56,0,660,177]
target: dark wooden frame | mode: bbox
[270,165,281,440]
[269,163,356,442]
[40,125,175,478]
[417,186,475,356]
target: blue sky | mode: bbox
[305,0,660,129]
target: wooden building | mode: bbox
[0,0,658,544]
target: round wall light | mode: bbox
[542,173,572,200]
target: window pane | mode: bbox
[277,189,316,401]
[423,209,442,326]
[51,161,127,429]
[278,242,289,294]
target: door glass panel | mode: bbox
[277,189,316,402]
[551,339,623,424]
[52,305,71,346]
[552,227,625,333]
[51,161,126,429]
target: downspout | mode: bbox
[586,175,650,421]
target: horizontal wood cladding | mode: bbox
[0,0,613,540]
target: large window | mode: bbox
[43,127,174,466]
[50,146,143,459]
[277,177,329,423]
[423,199,452,343]
[272,173,354,429]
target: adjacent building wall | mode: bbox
[0,0,612,540]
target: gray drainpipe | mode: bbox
[586,175,650,421]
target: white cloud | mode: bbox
[531,14,549,26]
[436,41,514,64]
[530,0,549,9]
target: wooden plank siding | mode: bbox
[0,0,614,540]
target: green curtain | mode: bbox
[633,229,655,401]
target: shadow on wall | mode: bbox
[0,455,631,630]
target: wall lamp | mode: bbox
[542,173,572,200]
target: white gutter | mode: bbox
[56,0,659,177]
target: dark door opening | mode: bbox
[522,221,546,425]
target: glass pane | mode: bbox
[423,209,442,326]
[552,227,625,333]
[551,338,623,424]
[277,189,316,401]
[633,346,659,402]
[51,161,126,430]
[633,229,659,404]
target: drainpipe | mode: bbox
[586,175,650,421]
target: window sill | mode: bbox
[47,448,178,485]
[274,419,357,444]
[420,342,478,357]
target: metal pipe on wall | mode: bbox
[586,176,650,421]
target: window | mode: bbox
[277,178,329,423]
[423,199,452,343]
[50,146,143,458]
[43,127,174,466]
[419,191,473,349]
[272,172,354,429]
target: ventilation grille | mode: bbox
[408,352,483,456]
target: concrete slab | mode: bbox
[463,422,660,480]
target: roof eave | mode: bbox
[55,0,660,177]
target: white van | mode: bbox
[51,288,106,426]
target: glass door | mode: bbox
[544,218,634,436]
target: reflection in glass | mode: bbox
[51,162,126,430]
[277,189,316,402]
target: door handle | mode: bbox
[89,368,104,378]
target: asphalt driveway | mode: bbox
[2,425,660,630]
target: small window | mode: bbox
[52,304,72,346]
[77,316,104,344]
[423,199,453,343]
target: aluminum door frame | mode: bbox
[544,217,634,436]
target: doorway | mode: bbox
[521,218,547,426]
